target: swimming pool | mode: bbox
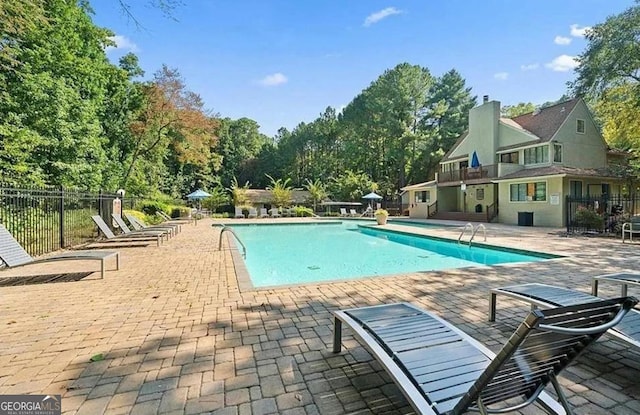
[228,221,557,288]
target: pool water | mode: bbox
[229,222,553,287]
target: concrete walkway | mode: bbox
[0,218,639,414]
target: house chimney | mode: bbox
[483,95,489,104]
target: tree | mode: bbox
[266,174,293,207]
[571,3,640,157]
[415,69,476,182]
[329,170,376,202]
[304,178,327,212]
[572,3,640,98]
[340,63,433,189]
[214,117,269,187]
[125,65,217,193]
[501,102,536,118]
[228,177,250,206]
[0,0,116,188]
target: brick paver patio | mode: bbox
[1,218,639,414]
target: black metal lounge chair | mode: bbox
[0,224,119,279]
[489,282,640,349]
[124,213,181,234]
[91,215,163,247]
[111,214,172,239]
[333,298,636,415]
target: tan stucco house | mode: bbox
[402,96,625,227]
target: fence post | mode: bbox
[59,185,65,248]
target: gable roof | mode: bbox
[510,98,580,141]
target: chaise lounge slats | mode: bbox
[489,282,640,348]
[0,224,119,279]
[335,298,637,414]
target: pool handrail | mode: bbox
[458,222,474,244]
[217,224,246,258]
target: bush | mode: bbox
[170,206,191,218]
[292,205,314,217]
[136,200,169,216]
[574,206,604,231]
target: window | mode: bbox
[510,182,547,201]
[553,144,562,163]
[524,146,549,164]
[500,152,519,164]
[476,188,484,200]
[570,181,582,197]
[415,191,430,203]
[576,119,585,134]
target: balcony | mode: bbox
[437,164,498,185]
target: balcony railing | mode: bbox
[438,164,498,183]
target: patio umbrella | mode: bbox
[471,151,480,168]
[362,192,383,213]
[186,189,212,213]
[186,189,211,200]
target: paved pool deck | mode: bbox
[0,217,639,414]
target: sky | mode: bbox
[91,0,635,137]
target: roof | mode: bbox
[492,165,621,182]
[510,98,580,141]
[400,180,437,191]
[441,132,468,160]
[441,97,583,162]
[245,189,313,204]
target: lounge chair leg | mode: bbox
[115,253,120,271]
[488,292,496,322]
[549,372,574,415]
[101,259,105,279]
[333,317,342,353]
[476,396,488,415]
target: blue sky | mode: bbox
[92,0,634,137]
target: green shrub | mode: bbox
[211,212,230,218]
[136,200,169,216]
[170,206,192,218]
[292,205,313,217]
[574,206,604,230]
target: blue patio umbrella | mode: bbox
[471,151,480,168]
[186,189,212,215]
[186,189,211,200]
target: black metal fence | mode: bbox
[0,184,127,256]
[566,194,640,234]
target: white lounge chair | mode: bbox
[260,208,269,218]
[248,207,258,218]
[339,208,348,217]
[270,207,281,218]
[234,207,245,218]
[349,209,358,217]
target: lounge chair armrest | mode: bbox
[537,298,635,335]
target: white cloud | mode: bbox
[105,35,138,52]
[363,7,403,27]
[520,63,539,71]
[545,54,579,72]
[570,24,591,38]
[258,73,288,87]
[494,72,509,80]
[554,35,572,45]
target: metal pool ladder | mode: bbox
[217,224,246,258]
[458,223,487,246]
